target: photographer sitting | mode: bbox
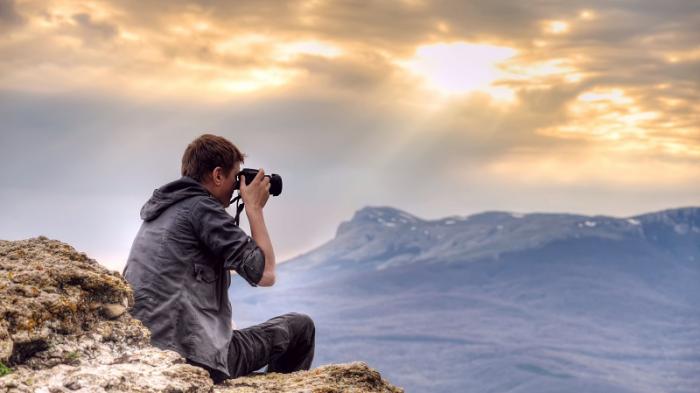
[122,134,315,384]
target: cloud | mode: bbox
[1,0,698,180]
[0,0,699,270]
[71,12,119,44]
[0,0,24,30]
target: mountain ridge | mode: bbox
[341,205,700,228]
[230,205,700,392]
[288,205,700,272]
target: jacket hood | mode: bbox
[140,176,212,221]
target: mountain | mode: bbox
[230,206,700,393]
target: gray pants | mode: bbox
[187,312,316,384]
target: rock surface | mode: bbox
[0,237,403,393]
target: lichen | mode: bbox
[0,362,11,377]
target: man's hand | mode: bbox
[240,168,270,210]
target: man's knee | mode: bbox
[287,312,315,332]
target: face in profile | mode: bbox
[222,162,241,208]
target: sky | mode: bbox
[1,0,698,273]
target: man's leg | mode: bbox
[265,312,315,373]
[227,312,316,378]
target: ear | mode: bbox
[212,167,224,186]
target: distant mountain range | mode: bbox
[230,206,700,393]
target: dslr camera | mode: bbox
[234,168,283,196]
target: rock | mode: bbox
[0,237,403,392]
[216,362,404,393]
[100,304,126,320]
[0,323,12,363]
[0,237,137,367]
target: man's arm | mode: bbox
[190,197,265,287]
[246,207,275,286]
[239,168,276,286]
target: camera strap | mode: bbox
[231,195,245,227]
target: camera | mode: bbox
[234,168,283,196]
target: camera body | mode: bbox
[234,168,283,196]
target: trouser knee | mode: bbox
[288,312,315,333]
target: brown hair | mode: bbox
[181,134,245,182]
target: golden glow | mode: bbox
[537,87,699,160]
[565,73,583,83]
[397,42,517,101]
[2,0,698,187]
[119,30,140,41]
[543,20,570,34]
[214,36,342,62]
[484,149,699,187]
[436,21,449,33]
[274,41,343,61]
[501,58,582,84]
[662,48,700,63]
[194,22,210,31]
[218,68,299,93]
[578,89,631,104]
[579,10,596,20]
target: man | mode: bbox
[122,134,315,384]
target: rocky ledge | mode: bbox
[0,237,403,393]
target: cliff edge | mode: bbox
[0,237,403,393]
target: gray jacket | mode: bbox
[122,176,265,377]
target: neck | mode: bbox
[200,180,223,205]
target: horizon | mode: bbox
[4,203,697,271]
[1,0,698,273]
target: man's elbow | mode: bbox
[257,271,276,287]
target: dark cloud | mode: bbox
[0,0,24,30]
[70,12,119,45]
[293,55,388,90]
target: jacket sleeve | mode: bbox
[189,197,266,287]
